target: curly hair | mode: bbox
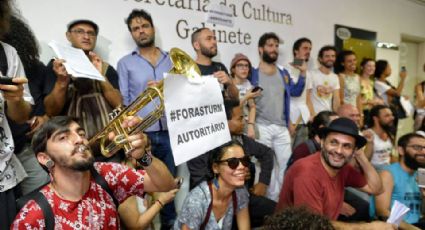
[334,50,356,74]
[3,15,40,70]
[0,0,12,39]
[263,207,335,230]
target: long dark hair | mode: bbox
[205,140,243,181]
[3,15,40,71]
[369,104,395,144]
[0,0,12,39]
[374,60,389,80]
[334,50,356,74]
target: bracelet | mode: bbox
[156,199,164,208]
[247,122,255,125]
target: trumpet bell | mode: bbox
[169,47,201,78]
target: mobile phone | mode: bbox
[418,168,425,188]
[176,177,184,189]
[252,86,263,92]
[401,66,407,72]
[0,77,17,85]
[293,58,304,66]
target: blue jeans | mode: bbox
[146,131,176,227]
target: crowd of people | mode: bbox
[2,0,425,229]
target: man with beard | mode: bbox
[117,9,177,229]
[372,133,425,229]
[287,37,312,148]
[277,118,391,229]
[45,19,122,139]
[12,116,177,229]
[368,104,395,170]
[186,27,239,189]
[190,27,239,100]
[248,32,306,202]
[307,45,341,115]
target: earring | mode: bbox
[46,159,54,170]
[213,174,220,190]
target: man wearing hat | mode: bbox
[44,19,122,142]
[276,118,385,228]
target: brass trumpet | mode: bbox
[89,47,201,157]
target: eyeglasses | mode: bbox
[407,145,425,151]
[216,156,250,169]
[235,64,250,69]
[70,29,97,37]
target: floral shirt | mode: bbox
[12,162,145,230]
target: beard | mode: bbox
[380,120,395,136]
[200,45,217,58]
[262,51,278,64]
[404,150,425,170]
[69,155,95,171]
[52,144,95,171]
[321,147,353,170]
[319,60,334,69]
[136,35,155,48]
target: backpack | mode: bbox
[16,166,119,230]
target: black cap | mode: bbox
[318,117,367,148]
[67,19,99,35]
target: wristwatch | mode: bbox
[137,149,153,167]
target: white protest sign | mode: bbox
[164,73,231,166]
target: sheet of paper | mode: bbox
[48,40,104,81]
[205,3,234,27]
[164,73,231,166]
[387,200,410,227]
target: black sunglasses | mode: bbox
[216,156,250,169]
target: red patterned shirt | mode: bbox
[12,162,145,230]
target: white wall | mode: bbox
[14,0,425,70]
[12,0,425,213]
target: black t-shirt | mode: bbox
[197,61,229,76]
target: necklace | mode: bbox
[50,182,68,200]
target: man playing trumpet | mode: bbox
[12,116,178,229]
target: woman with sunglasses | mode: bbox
[175,141,250,230]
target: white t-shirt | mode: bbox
[307,69,340,114]
[235,80,253,119]
[370,130,393,168]
[374,80,392,105]
[0,41,33,192]
[286,65,311,124]
[236,80,253,102]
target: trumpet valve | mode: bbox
[109,107,123,120]
[114,134,128,146]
